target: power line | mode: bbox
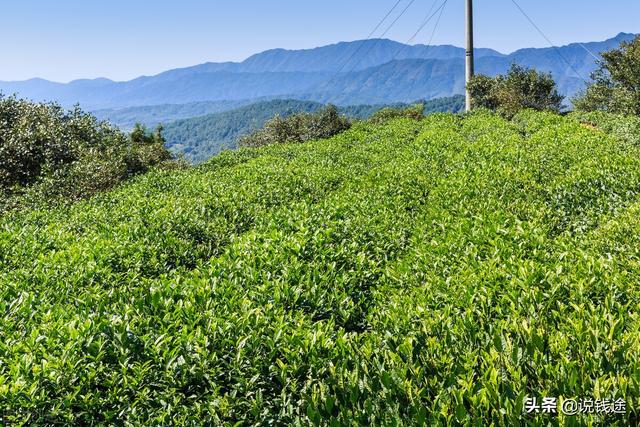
[397,0,446,57]
[426,0,448,51]
[383,0,447,68]
[576,43,601,62]
[404,0,450,102]
[379,0,420,43]
[342,0,419,73]
[334,0,405,75]
[365,0,406,40]
[351,0,448,104]
[320,0,420,98]
[508,0,587,82]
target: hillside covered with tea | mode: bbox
[1,110,639,425]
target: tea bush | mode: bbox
[0,95,174,211]
[1,111,639,425]
[571,110,640,147]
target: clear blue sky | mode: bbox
[2,0,638,82]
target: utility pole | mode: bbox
[465,0,474,112]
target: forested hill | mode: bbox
[92,100,255,131]
[161,97,465,162]
[163,100,324,162]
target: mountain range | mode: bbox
[1,33,636,111]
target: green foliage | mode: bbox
[418,94,466,114]
[1,111,640,425]
[238,104,351,148]
[468,64,564,118]
[0,95,174,211]
[368,103,425,124]
[466,74,498,110]
[164,100,325,162]
[571,110,640,146]
[162,97,466,163]
[574,35,640,115]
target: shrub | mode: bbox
[367,103,425,124]
[573,35,640,115]
[238,105,350,148]
[0,95,174,210]
[467,64,564,118]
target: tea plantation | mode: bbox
[1,111,639,425]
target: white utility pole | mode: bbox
[465,0,474,112]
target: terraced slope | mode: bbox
[1,111,639,425]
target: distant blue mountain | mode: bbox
[0,33,635,109]
[235,39,504,73]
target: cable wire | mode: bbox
[406,0,441,46]
[319,0,420,99]
[341,0,419,74]
[379,0,420,43]
[508,0,587,82]
[404,0,449,102]
[426,0,448,52]
[334,0,405,75]
[576,43,601,61]
[365,0,406,40]
[393,0,445,61]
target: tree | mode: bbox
[368,104,425,124]
[573,35,640,115]
[467,64,564,118]
[239,105,350,148]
